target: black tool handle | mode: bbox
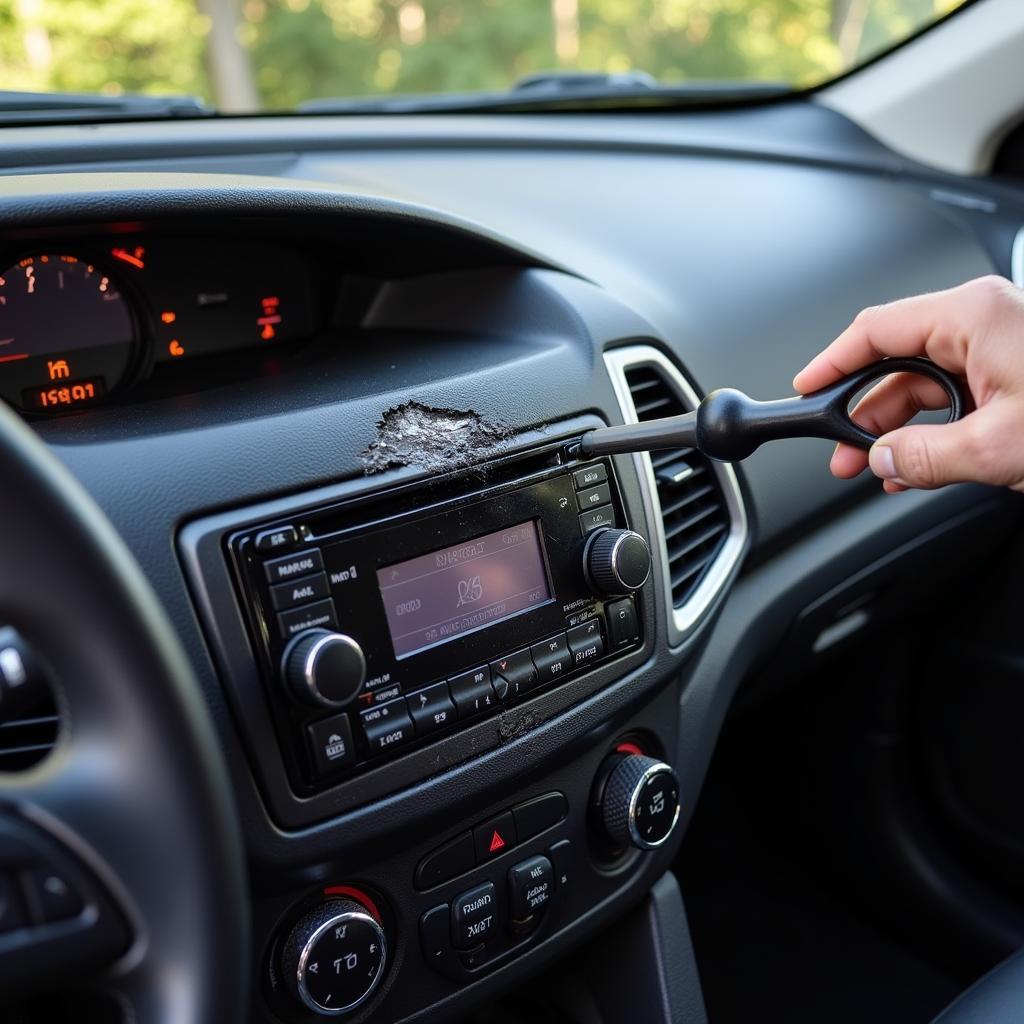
[695,357,968,461]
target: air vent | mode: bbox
[0,695,59,772]
[623,365,731,607]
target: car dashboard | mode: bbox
[1,102,1022,1023]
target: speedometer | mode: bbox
[0,254,137,413]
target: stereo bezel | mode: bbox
[227,442,643,795]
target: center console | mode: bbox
[179,413,714,1023]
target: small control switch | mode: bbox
[508,855,554,920]
[451,882,499,950]
[23,868,83,923]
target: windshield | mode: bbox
[0,0,969,113]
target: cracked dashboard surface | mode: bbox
[1,101,1021,1023]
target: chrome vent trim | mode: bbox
[603,345,748,646]
[1013,226,1024,288]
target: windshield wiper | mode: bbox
[299,72,790,115]
[0,90,212,125]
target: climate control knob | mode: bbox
[600,754,680,850]
[282,630,366,708]
[584,528,651,596]
[281,899,387,1016]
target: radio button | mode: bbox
[579,505,617,536]
[448,667,495,718]
[408,682,456,735]
[360,698,414,754]
[307,713,356,774]
[489,649,536,700]
[277,599,339,640]
[566,618,605,667]
[530,634,570,686]
[269,571,330,611]
[263,548,324,585]
[573,463,607,490]
[606,597,640,647]
[255,525,298,553]
[576,482,611,512]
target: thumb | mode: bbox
[868,419,980,489]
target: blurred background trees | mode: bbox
[0,0,963,111]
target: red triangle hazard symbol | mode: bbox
[488,830,506,853]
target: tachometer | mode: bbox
[0,254,137,413]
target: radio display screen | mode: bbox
[377,520,551,659]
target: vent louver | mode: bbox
[624,365,730,607]
[0,696,58,772]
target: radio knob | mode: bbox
[599,754,680,850]
[283,630,366,709]
[584,528,651,596]
[281,898,387,1015]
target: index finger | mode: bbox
[792,281,979,394]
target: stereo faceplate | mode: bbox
[227,444,645,795]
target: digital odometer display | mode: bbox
[377,520,552,660]
[0,254,136,413]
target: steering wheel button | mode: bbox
[23,868,83,923]
[450,882,499,950]
[307,713,356,774]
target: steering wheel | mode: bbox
[0,400,247,1018]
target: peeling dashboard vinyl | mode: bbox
[360,401,512,475]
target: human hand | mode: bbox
[793,276,1024,493]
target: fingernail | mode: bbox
[869,444,897,479]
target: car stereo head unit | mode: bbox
[228,444,651,794]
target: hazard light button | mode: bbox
[473,811,517,863]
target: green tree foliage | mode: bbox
[0,0,964,110]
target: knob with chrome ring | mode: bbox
[600,754,680,850]
[281,899,387,1016]
[281,629,366,708]
[583,527,651,597]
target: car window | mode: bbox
[0,0,970,113]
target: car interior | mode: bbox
[3,0,1024,1021]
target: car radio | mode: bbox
[228,446,651,794]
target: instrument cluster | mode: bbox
[0,238,313,415]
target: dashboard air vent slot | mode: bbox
[0,696,59,772]
[624,365,730,607]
